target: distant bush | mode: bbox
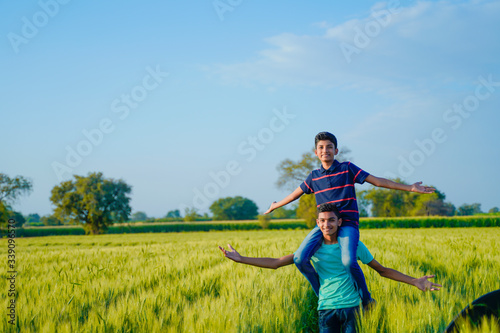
[269,206,297,219]
[106,220,305,234]
[8,216,500,238]
[258,214,271,230]
[15,226,86,237]
[13,220,303,237]
[24,222,44,227]
[359,216,500,228]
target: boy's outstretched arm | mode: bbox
[367,259,442,291]
[264,187,304,214]
[219,244,294,270]
[365,175,435,194]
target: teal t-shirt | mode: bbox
[311,241,374,310]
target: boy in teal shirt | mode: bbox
[220,203,441,332]
[264,132,435,307]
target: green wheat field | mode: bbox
[1,227,499,332]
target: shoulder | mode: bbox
[333,161,353,173]
[342,161,366,173]
[309,168,322,177]
[343,161,360,169]
[356,241,374,264]
[336,160,352,168]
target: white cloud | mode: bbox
[207,0,500,181]
[312,21,331,29]
[208,0,500,95]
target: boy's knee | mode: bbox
[341,255,354,269]
[293,253,302,265]
[293,253,307,268]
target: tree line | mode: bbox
[1,172,292,234]
[1,150,498,235]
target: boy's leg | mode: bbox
[318,309,342,333]
[337,226,372,306]
[339,306,359,333]
[293,226,323,296]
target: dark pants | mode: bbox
[318,307,359,333]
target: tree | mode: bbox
[258,214,271,229]
[361,179,453,217]
[50,172,132,234]
[26,213,41,223]
[270,205,297,219]
[362,178,415,217]
[0,173,33,204]
[41,214,64,226]
[131,211,148,221]
[442,202,456,216]
[0,201,11,225]
[209,196,258,220]
[166,209,181,218]
[0,173,33,228]
[297,194,317,228]
[457,203,482,216]
[408,190,455,216]
[184,207,199,222]
[276,151,319,191]
[489,207,499,214]
[356,190,369,218]
[8,211,26,228]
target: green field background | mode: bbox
[1,228,499,332]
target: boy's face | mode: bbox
[315,140,338,164]
[316,211,342,237]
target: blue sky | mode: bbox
[2,0,499,217]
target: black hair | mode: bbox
[317,203,341,218]
[315,132,338,149]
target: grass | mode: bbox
[0,228,499,332]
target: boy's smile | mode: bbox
[316,211,342,243]
[315,140,338,167]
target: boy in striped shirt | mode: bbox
[264,131,435,308]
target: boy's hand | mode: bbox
[412,275,442,291]
[410,181,435,194]
[219,244,242,263]
[264,201,279,215]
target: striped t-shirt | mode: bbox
[300,160,369,226]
